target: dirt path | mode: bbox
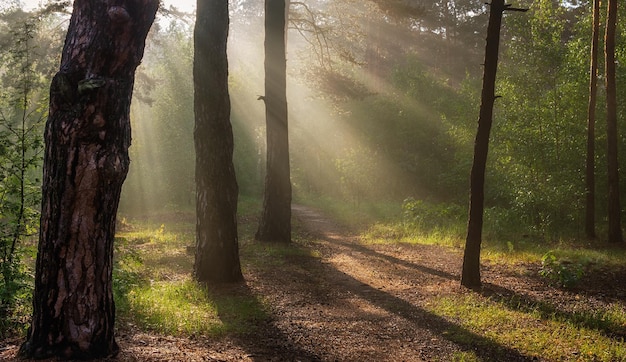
[3,205,625,361]
[237,205,532,361]
[238,205,625,361]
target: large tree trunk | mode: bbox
[585,0,600,240]
[193,0,243,283]
[461,0,505,289]
[605,0,623,243]
[256,0,292,244]
[19,1,158,359]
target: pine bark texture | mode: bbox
[256,0,292,243]
[604,0,623,243]
[193,0,243,283]
[461,0,504,289]
[19,0,158,359]
[584,0,600,240]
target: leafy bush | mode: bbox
[402,197,466,232]
[539,251,584,288]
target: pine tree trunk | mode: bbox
[256,0,292,244]
[585,0,600,240]
[461,0,505,289]
[605,0,623,243]
[193,0,243,283]
[19,1,158,359]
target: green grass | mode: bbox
[113,214,267,337]
[449,351,481,362]
[346,199,626,270]
[117,278,265,336]
[428,294,626,362]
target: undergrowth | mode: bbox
[348,198,626,270]
[113,217,267,337]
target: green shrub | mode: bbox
[402,197,465,231]
[539,251,584,288]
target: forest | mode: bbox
[1,0,626,360]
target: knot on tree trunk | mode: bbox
[108,6,130,24]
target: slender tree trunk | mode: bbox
[585,0,600,240]
[605,0,623,243]
[256,0,292,244]
[19,1,158,359]
[461,0,505,289]
[193,0,243,283]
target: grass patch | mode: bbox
[449,351,481,362]
[114,212,268,338]
[324,198,626,272]
[428,294,626,361]
[362,222,465,249]
[117,278,265,336]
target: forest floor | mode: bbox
[2,205,626,361]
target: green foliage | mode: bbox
[334,146,382,204]
[539,251,584,288]
[402,197,465,232]
[121,23,195,215]
[319,56,478,203]
[470,0,601,236]
[296,194,400,231]
[120,21,266,215]
[0,9,59,335]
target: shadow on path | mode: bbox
[215,283,324,361]
[290,205,534,361]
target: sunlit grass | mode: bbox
[118,278,265,336]
[340,199,626,271]
[428,294,626,362]
[113,215,267,338]
[123,279,226,335]
[362,222,465,249]
[449,351,481,362]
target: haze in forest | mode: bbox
[3,0,626,242]
[120,0,485,217]
[110,0,626,242]
[3,0,626,360]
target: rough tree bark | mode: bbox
[193,0,243,283]
[604,0,623,243]
[585,0,600,240]
[256,0,292,244]
[461,0,505,289]
[19,0,158,359]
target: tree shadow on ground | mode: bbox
[247,236,534,360]
[305,245,532,360]
[211,282,325,361]
[481,283,626,340]
[330,237,459,281]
